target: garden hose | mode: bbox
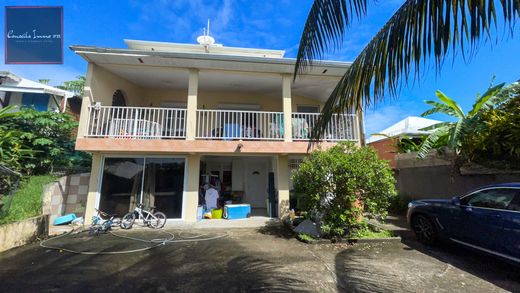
[40,227,227,255]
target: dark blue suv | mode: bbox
[407,183,520,263]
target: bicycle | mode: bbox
[120,203,167,229]
[89,208,121,236]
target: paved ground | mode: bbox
[1,223,519,292]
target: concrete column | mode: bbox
[282,74,293,142]
[84,153,102,225]
[186,69,199,140]
[184,154,200,222]
[276,154,290,218]
[76,63,95,139]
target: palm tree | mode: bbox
[295,0,519,141]
[417,80,517,157]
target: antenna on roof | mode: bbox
[197,19,215,53]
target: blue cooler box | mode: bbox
[224,204,251,220]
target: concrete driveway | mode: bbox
[0,224,518,292]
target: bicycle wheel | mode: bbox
[111,217,122,227]
[120,212,135,229]
[150,212,167,229]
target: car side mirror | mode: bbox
[451,196,461,206]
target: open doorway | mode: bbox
[199,156,276,218]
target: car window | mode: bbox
[460,188,517,210]
[507,193,520,212]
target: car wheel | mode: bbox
[411,214,438,245]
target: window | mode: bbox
[460,188,518,210]
[507,193,520,211]
[21,93,49,111]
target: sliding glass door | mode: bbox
[142,158,185,218]
[99,157,185,219]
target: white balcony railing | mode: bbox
[196,109,284,140]
[86,106,186,139]
[84,106,358,142]
[292,113,358,141]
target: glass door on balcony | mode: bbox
[99,157,185,219]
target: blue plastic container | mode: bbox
[54,213,76,225]
[223,123,241,139]
[224,204,251,220]
[196,205,204,221]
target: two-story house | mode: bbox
[71,38,363,224]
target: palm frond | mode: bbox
[435,90,465,118]
[417,126,450,158]
[294,0,371,77]
[419,121,452,131]
[469,82,505,115]
[421,100,457,117]
[298,0,519,141]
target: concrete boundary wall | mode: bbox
[0,215,49,253]
[42,173,90,225]
[396,152,520,199]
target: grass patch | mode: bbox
[296,232,318,243]
[0,175,56,225]
[349,226,395,239]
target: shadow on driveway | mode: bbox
[334,221,520,293]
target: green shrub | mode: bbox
[460,91,520,168]
[1,108,90,175]
[292,142,397,238]
[0,175,56,225]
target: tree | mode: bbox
[292,142,396,237]
[56,76,86,96]
[295,0,519,140]
[417,80,517,157]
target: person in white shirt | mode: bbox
[204,184,219,211]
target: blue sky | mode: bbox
[1,0,519,135]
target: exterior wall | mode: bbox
[276,155,290,218]
[84,153,103,225]
[76,138,337,155]
[89,64,143,106]
[396,153,520,199]
[368,138,397,168]
[185,154,201,222]
[81,152,294,222]
[141,88,323,113]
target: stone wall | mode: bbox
[396,152,520,199]
[42,173,90,224]
[0,215,49,252]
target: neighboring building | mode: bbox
[367,116,441,168]
[71,37,363,223]
[0,71,75,113]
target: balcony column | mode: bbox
[186,69,199,140]
[276,154,290,218]
[282,74,292,142]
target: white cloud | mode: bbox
[363,100,423,138]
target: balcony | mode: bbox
[85,105,358,142]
